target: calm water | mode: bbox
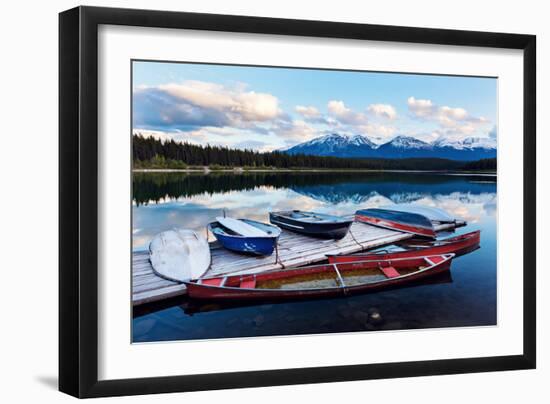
[132,171,497,342]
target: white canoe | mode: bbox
[216,216,268,237]
[149,229,211,282]
[382,204,457,223]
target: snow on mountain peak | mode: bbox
[305,133,377,148]
[433,136,496,150]
[388,135,431,149]
[284,132,496,160]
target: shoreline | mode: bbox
[132,168,497,176]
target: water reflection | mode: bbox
[133,171,495,205]
[132,171,497,342]
[132,172,496,250]
[133,270,456,318]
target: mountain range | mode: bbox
[284,133,496,161]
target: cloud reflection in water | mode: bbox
[132,173,496,250]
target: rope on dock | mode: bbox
[348,222,366,250]
[274,243,286,269]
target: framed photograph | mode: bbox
[59,6,536,398]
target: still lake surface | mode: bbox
[132,171,497,342]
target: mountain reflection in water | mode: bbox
[132,171,497,342]
[132,172,496,250]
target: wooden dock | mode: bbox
[132,220,465,306]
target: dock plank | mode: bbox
[132,220,465,306]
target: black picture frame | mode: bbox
[59,5,536,398]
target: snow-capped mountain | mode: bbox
[284,133,496,161]
[383,135,432,149]
[285,133,378,158]
[432,136,496,150]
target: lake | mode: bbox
[132,171,497,342]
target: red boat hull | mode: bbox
[327,230,480,264]
[355,210,437,238]
[185,254,454,301]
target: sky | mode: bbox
[132,60,497,152]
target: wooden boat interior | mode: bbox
[211,219,280,238]
[216,217,268,237]
[284,211,344,223]
[197,255,449,291]
[399,230,480,248]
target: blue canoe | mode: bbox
[208,217,282,256]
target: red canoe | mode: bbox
[355,208,437,238]
[184,254,454,301]
[327,230,479,264]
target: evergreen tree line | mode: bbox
[133,134,496,171]
[461,158,497,170]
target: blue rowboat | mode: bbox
[355,208,436,238]
[208,217,281,256]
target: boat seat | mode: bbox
[239,279,256,289]
[427,255,445,264]
[381,266,400,278]
[201,278,224,286]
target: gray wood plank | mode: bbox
[132,220,466,306]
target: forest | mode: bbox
[132,134,497,171]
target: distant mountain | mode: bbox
[384,135,433,149]
[432,136,496,150]
[284,133,378,158]
[374,136,433,159]
[284,133,496,161]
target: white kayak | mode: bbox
[382,204,457,223]
[216,216,268,237]
[149,229,211,282]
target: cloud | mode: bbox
[133,129,178,142]
[295,105,331,125]
[357,123,397,142]
[295,105,321,119]
[489,125,497,139]
[273,120,317,144]
[133,88,231,130]
[407,96,488,127]
[133,128,206,144]
[437,107,468,129]
[133,80,282,132]
[407,96,491,141]
[327,100,368,125]
[367,104,397,120]
[132,77,494,151]
[407,97,436,118]
[158,81,280,122]
[233,140,276,152]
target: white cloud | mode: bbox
[158,81,281,122]
[488,125,497,139]
[133,128,212,143]
[438,105,468,121]
[233,140,278,152]
[132,129,175,142]
[274,120,317,144]
[367,103,397,120]
[407,96,491,141]
[295,105,321,119]
[133,79,494,151]
[408,96,487,127]
[327,100,368,125]
[358,123,397,142]
[407,97,436,118]
[134,80,283,133]
[135,126,292,152]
